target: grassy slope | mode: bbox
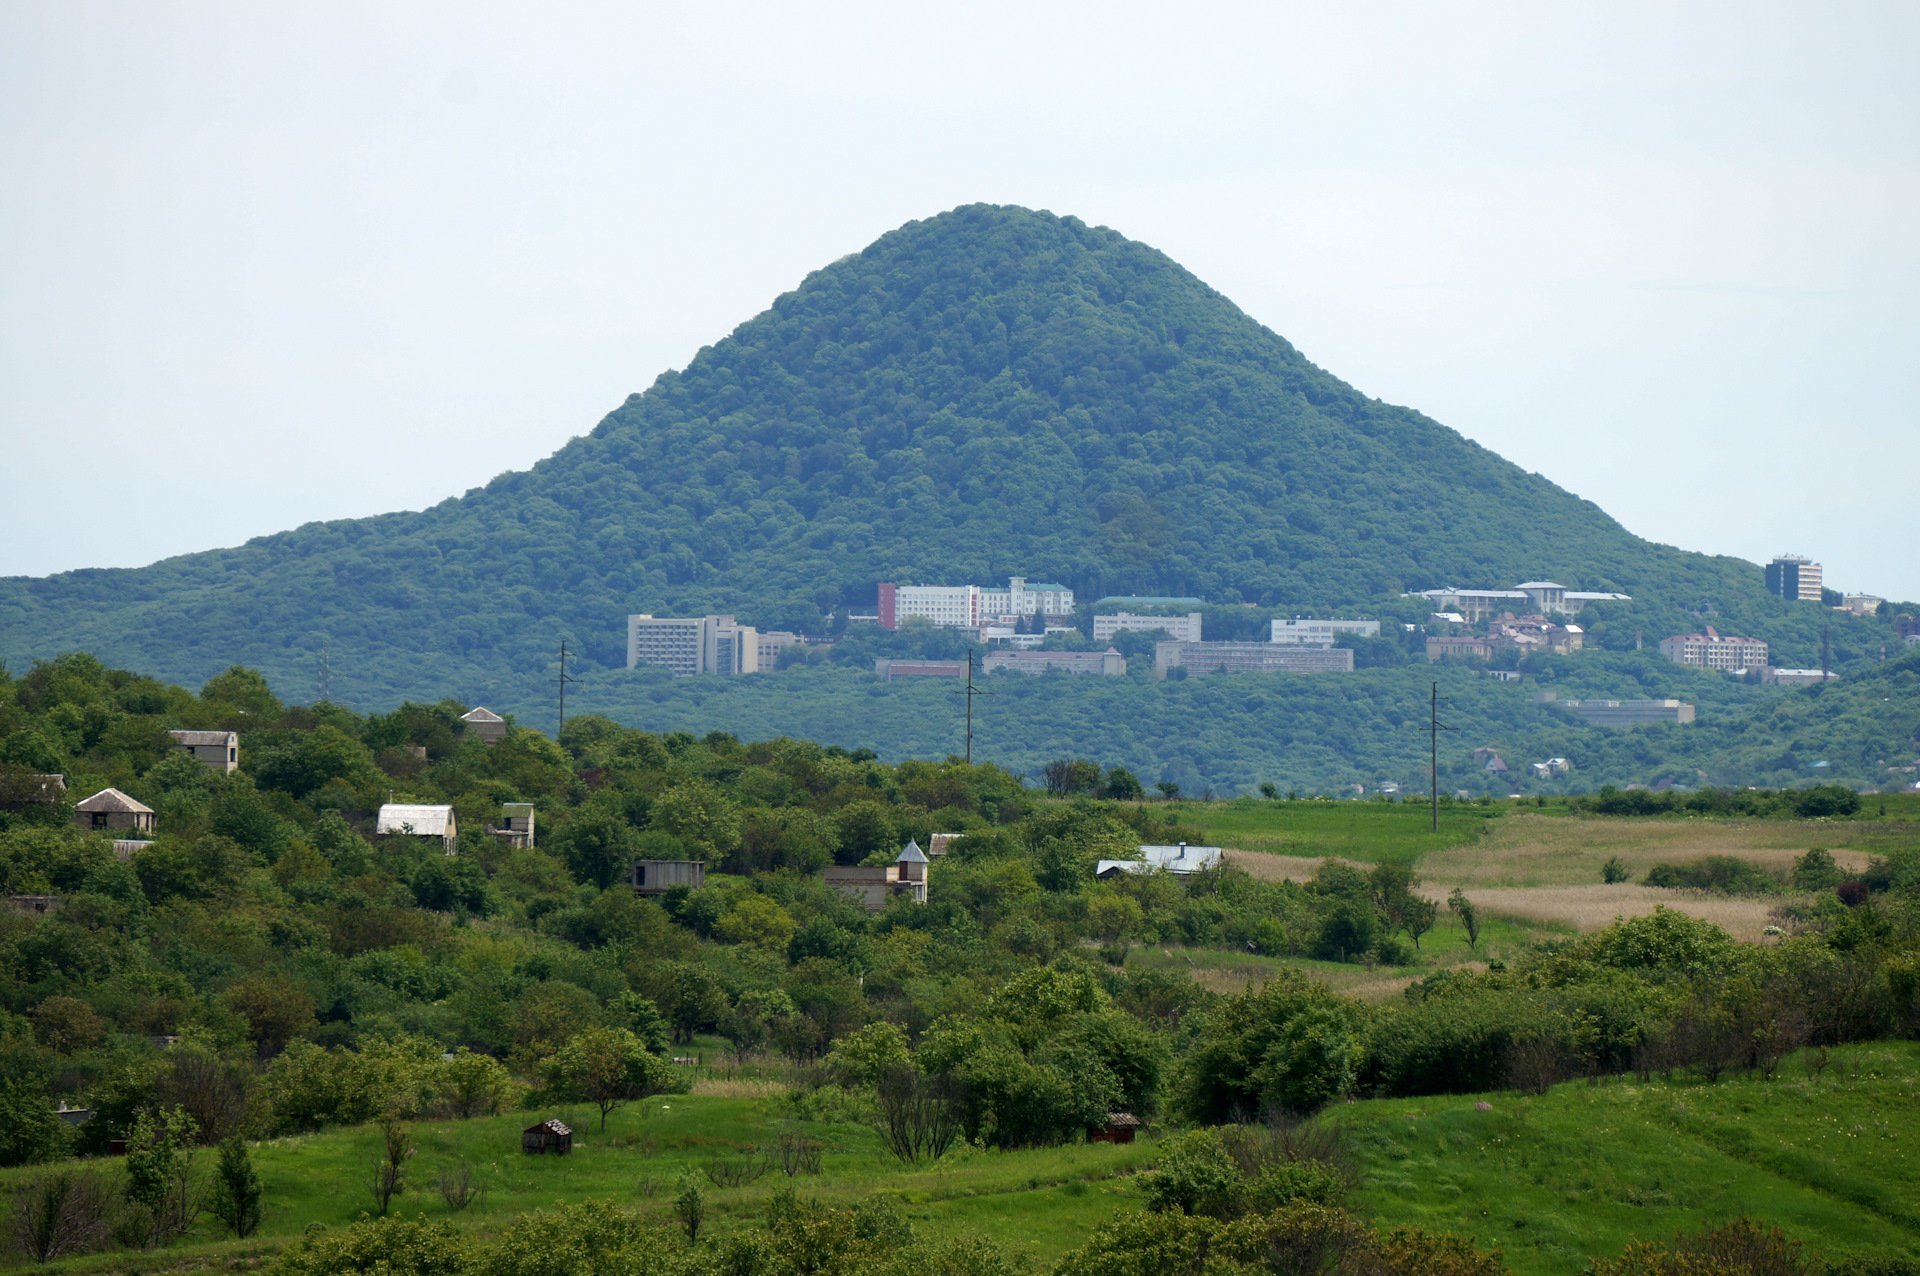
[12,1096,1155,1273]
[17,1045,1920,1273]
[1330,1042,1920,1274]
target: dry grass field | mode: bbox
[1414,881,1796,943]
[1417,812,1875,889]
[1222,812,1892,941]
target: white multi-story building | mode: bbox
[1658,630,1769,672]
[1269,617,1380,647]
[1094,611,1203,643]
[627,614,760,675]
[878,576,1073,629]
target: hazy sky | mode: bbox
[3,2,1915,600]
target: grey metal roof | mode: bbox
[75,787,153,814]
[168,730,236,747]
[897,839,928,863]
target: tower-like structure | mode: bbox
[1765,554,1822,603]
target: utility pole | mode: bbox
[317,641,331,704]
[1821,622,1831,682]
[1431,681,1439,833]
[964,651,977,764]
[557,641,579,737]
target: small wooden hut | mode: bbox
[522,1118,573,1155]
[1089,1112,1141,1145]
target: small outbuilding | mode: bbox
[492,802,536,849]
[73,788,155,835]
[1089,1112,1141,1145]
[522,1118,573,1155]
[632,859,706,895]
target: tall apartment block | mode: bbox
[1765,554,1823,603]
[627,614,760,675]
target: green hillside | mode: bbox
[0,204,1911,790]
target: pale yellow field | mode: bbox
[1222,850,1340,881]
[1224,813,1884,942]
[1416,812,1873,889]
[1415,881,1796,943]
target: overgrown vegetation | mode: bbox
[2,653,1918,1270]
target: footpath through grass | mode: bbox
[1328,1041,1920,1274]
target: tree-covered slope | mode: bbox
[0,205,1902,727]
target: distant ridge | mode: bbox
[0,204,1820,705]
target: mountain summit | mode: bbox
[0,205,1753,702]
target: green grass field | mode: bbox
[16,1044,1920,1272]
[5,1092,1156,1273]
[1330,1041,1920,1274]
[1167,796,1501,867]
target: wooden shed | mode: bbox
[1089,1112,1141,1145]
[522,1118,573,1155]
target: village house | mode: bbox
[1095,841,1223,879]
[73,788,155,835]
[522,1119,573,1155]
[376,803,458,853]
[490,802,536,848]
[631,858,706,895]
[0,772,66,811]
[460,707,508,745]
[822,840,929,912]
[167,729,238,774]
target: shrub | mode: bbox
[1602,857,1630,884]
[1142,1129,1242,1218]
[9,1170,111,1263]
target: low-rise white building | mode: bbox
[1096,841,1223,878]
[1269,617,1379,647]
[1094,612,1202,643]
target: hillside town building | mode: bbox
[1154,642,1353,678]
[167,730,237,774]
[1415,582,1630,623]
[981,649,1126,677]
[1659,630,1770,672]
[1555,699,1696,727]
[874,659,968,680]
[1766,554,1823,603]
[627,614,760,675]
[1094,611,1203,643]
[877,576,1074,629]
[1269,618,1379,647]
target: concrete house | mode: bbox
[376,803,458,853]
[822,840,929,913]
[491,802,535,848]
[167,730,238,774]
[460,707,508,745]
[73,788,155,835]
[632,859,706,895]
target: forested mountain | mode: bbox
[0,205,1910,791]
